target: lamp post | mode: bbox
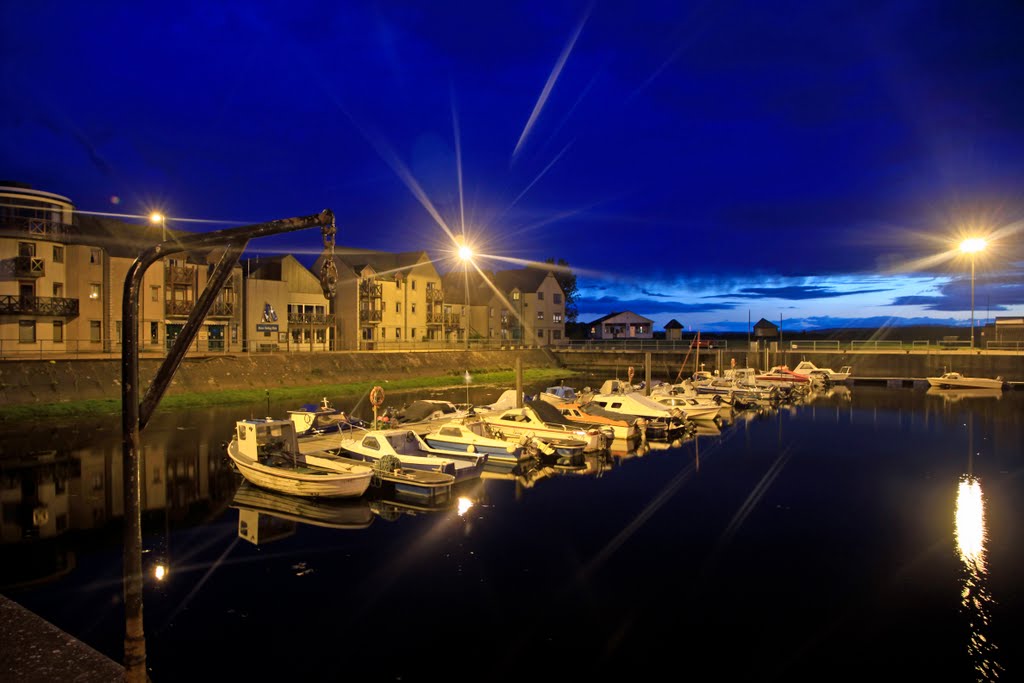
[149,212,166,242]
[459,243,473,350]
[960,238,986,349]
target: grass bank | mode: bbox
[0,367,577,422]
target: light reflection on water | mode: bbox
[955,474,1003,681]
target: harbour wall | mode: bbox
[0,349,559,408]
[551,348,1024,385]
[2,346,1022,409]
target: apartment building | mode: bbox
[314,249,451,350]
[244,255,334,352]
[445,267,567,346]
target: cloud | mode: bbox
[708,285,892,301]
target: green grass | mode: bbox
[0,367,579,422]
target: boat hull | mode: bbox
[227,442,372,499]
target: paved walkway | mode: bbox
[0,595,124,682]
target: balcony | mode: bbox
[359,308,382,323]
[426,288,443,302]
[14,256,45,278]
[165,264,196,285]
[208,301,234,317]
[359,281,382,300]
[288,312,336,325]
[1,216,77,240]
[166,300,194,316]
[0,295,79,317]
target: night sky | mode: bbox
[2,1,1023,331]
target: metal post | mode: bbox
[515,357,523,408]
[969,255,976,350]
[645,352,652,396]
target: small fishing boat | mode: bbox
[287,397,367,436]
[537,384,580,405]
[226,418,374,499]
[556,402,639,442]
[481,401,606,457]
[578,379,692,440]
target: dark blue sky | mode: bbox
[2,1,1022,331]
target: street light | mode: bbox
[149,212,166,242]
[959,237,986,349]
[459,243,473,350]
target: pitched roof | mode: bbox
[329,249,427,278]
[664,319,683,329]
[490,268,554,293]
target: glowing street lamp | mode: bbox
[149,212,166,242]
[459,243,473,350]
[959,237,986,349]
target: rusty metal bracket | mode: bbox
[119,209,335,682]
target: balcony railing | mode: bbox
[207,301,234,317]
[426,288,443,302]
[165,264,195,284]
[165,300,194,316]
[14,256,45,278]
[359,281,382,300]
[0,216,78,240]
[0,295,79,317]
[359,309,382,323]
[288,312,336,325]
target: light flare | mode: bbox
[457,497,474,516]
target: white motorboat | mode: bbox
[790,361,853,383]
[580,379,692,440]
[925,371,1006,391]
[336,428,488,483]
[287,397,367,436]
[419,415,540,467]
[226,418,374,499]
[537,384,580,405]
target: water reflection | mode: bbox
[954,475,1002,681]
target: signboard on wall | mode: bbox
[256,324,279,332]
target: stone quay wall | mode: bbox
[0,349,559,408]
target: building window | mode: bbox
[512,291,520,301]
[53,246,64,263]
[411,280,416,290]
[90,320,101,342]
[553,313,563,323]
[90,248,102,264]
[19,320,35,343]
[489,307,493,317]
[396,301,402,313]
[411,328,417,339]
[411,302,416,314]
[151,322,159,345]
[590,326,596,334]
[396,328,402,339]
[53,321,64,343]
[151,286,160,302]
[231,325,238,343]
[18,242,35,257]
[637,326,646,334]
[115,321,122,343]
[537,330,543,338]
[537,311,544,320]
[362,327,373,341]
[538,291,544,301]
[553,330,562,340]
[553,293,562,304]
[89,283,101,300]
[53,282,64,297]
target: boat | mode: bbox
[556,401,640,442]
[925,370,1006,391]
[754,365,811,389]
[287,397,367,436]
[481,400,609,456]
[578,379,692,440]
[790,361,853,383]
[335,428,488,483]
[537,384,580,405]
[226,417,374,499]
[390,399,475,429]
[650,394,723,421]
[419,415,539,467]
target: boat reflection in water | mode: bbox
[954,474,1003,681]
[928,387,1004,403]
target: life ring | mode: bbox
[370,385,385,408]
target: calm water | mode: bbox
[2,382,1022,682]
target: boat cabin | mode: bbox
[235,418,300,462]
